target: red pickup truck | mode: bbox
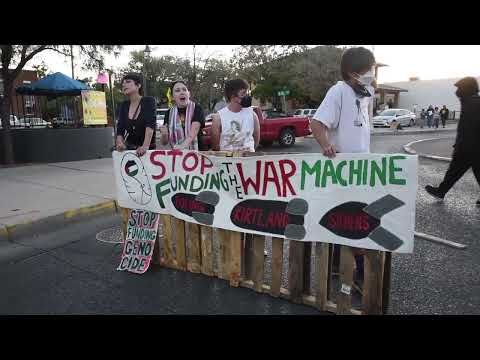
[201,107,311,149]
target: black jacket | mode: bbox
[455,95,480,152]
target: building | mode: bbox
[384,76,480,115]
[0,69,40,117]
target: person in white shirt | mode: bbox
[211,79,260,152]
[310,46,376,293]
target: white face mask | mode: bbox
[355,70,375,87]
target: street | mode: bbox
[1,133,479,314]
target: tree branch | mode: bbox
[12,45,48,78]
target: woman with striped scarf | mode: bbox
[160,80,205,150]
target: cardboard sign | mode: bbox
[81,90,107,125]
[117,209,160,274]
[113,151,418,253]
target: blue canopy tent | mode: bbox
[16,72,88,97]
[14,72,90,128]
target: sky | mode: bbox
[27,45,480,85]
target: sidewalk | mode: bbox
[0,158,116,233]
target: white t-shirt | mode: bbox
[218,106,255,152]
[312,81,373,153]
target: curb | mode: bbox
[403,138,452,162]
[305,128,456,138]
[0,200,119,242]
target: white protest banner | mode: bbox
[117,209,160,274]
[113,150,418,253]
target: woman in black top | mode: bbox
[116,73,156,157]
[160,80,205,150]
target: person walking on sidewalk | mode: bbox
[116,73,156,156]
[310,46,376,292]
[159,80,205,150]
[425,77,480,207]
[433,106,441,129]
[440,105,449,128]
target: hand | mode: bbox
[136,146,147,157]
[322,144,336,158]
[159,125,168,136]
[116,141,126,152]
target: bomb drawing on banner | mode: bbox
[120,152,153,205]
[230,198,309,240]
[171,191,220,225]
[320,194,406,251]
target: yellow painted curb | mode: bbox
[63,200,117,219]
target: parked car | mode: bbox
[156,108,169,129]
[0,115,19,128]
[293,108,317,118]
[263,109,290,119]
[18,117,51,128]
[372,109,416,128]
[201,106,311,149]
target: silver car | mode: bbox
[373,109,416,128]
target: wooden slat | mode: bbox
[229,231,242,287]
[218,228,230,280]
[327,244,334,300]
[382,252,392,315]
[244,233,255,281]
[337,246,355,315]
[187,222,202,273]
[363,249,383,315]
[121,208,129,239]
[159,215,174,267]
[151,218,163,265]
[173,218,187,270]
[200,225,214,276]
[303,242,312,294]
[253,235,265,292]
[288,240,305,304]
[270,237,284,297]
[315,242,329,311]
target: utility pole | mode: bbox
[193,45,196,90]
[70,45,75,79]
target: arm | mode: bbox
[115,103,126,151]
[175,122,201,150]
[137,97,156,156]
[253,111,260,150]
[211,113,222,151]
[160,110,170,145]
[310,120,336,158]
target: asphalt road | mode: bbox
[408,136,455,159]
[2,133,478,314]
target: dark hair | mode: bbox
[454,76,479,98]
[170,80,189,93]
[122,73,144,95]
[224,79,249,101]
[340,47,376,81]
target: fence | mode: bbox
[119,151,392,315]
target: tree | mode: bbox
[0,45,122,164]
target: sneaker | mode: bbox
[476,199,480,207]
[425,185,445,200]
[264,250,268,256]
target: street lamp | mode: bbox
[143,45,151,96]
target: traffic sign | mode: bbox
[277,90,290,96]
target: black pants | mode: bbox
[438,147,480,196]
[441,117,447,127]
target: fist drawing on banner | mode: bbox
[120,152,153,205]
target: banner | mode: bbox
[113,150,418,253]
[81,90,107,125]
[117,209,160,274]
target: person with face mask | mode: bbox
[310,46,376,294]
[211,79,260,152]
[160,80,205,150]
[425,77,480,207]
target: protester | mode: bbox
[433,106,441,128]
[425,77,480,207]
[419,108,426,129]
[440,105,449,128]
[310,46,376,292]
[426,105,434,128]
[160,80,205,150]
[116,73,156,156]
[211,79,260,152]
